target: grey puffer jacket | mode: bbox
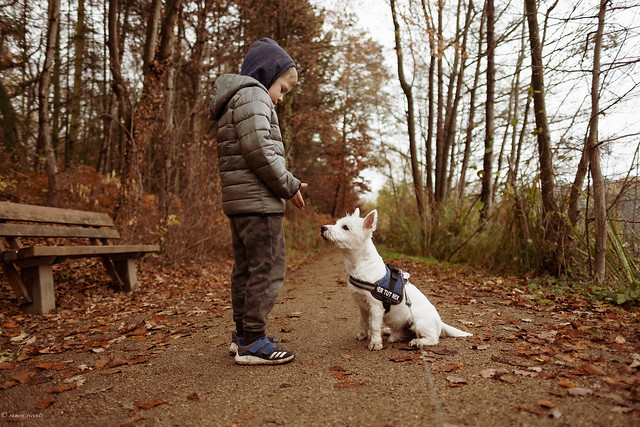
[209,74,301,216]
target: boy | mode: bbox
[209,38,307,365]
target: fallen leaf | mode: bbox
[12,371,35,384]
[391,355,420,363]
[480,369,497,378]
[567,387,593,397]
[577,363,605,376]
[0,361,16,369]
[36,398,55,410]
[279,383,293,388]
[445,376,467,386]
[438,362,463,372]
[95,356,111,368]
[557,379,576,388]
[498,375,518,384]
[473,344,490,350]
[49,384,78,394]
[537,399,556,408]
[35,361,54,370]
[555,353,579,363]
[0,380,19,390]
[10,332,28,342]
[334,381,364,389]
[614,336,626,344]
[187,392,200,401]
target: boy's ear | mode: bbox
[363,210,378,231]
[352,207,360,217]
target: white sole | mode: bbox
[234,353,295,365]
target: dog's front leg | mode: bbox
[357,304,369,341]
[367,302,385,351]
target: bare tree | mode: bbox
[66,0,85,168]
[524,0,560,272]
[38,0,62,206]
[479,0,494,218]
[458,0,486,200]
[390,0,426,222]
[587,0,608,283]
[117,0,183,232]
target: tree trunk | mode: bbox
[117,0,183,232]
[142,0,162,72]
[435,1,445,203]
[480,0,494,218]
[67,0,85,169]
[390,0,425,221]
[444,0,474,199]
[588,0,608,283]
[51,18,61,165]
[458,0,486,200]
[420,0,435,203]
[0,80,21,162]
[188,0,210,136]
[525,0,560,272]
[39,0,62,206]
[107,0,132,136]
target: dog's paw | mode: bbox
[387,334,401,343]
[409,337,438,347]
[368,341,383,351]
[357,331,368,341]
[382,327,392,336]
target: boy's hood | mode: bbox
[240,38,295,89]
[209,74,266,121]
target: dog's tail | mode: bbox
[440,322,473,338]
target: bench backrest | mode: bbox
[0,202,120,241]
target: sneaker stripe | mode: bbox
[235,336,294,364]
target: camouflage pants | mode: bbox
[229,215,286,338]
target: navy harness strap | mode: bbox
[349,264,406,312]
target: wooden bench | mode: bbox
[0,201,160,314]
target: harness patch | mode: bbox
[372,264,405,307]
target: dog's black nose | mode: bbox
[320,226,327,233]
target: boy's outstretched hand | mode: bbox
[291,183,308,210]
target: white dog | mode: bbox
[321,208,472,351]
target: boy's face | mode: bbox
[268,67,298,106]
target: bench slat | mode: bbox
[0,223,120,239]
[2,244,160,262]
[0,202,113,226]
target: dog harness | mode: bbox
[349,264,407,312]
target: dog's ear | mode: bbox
[363,210,378,231]
[353,207,360,217]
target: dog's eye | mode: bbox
[342,225,349,231]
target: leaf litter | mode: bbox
[0,253,639,424]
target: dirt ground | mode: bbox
[1,248,639,426]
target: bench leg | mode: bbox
[22,265,55,314]
[1,262,32,305]
[114,258,138,292]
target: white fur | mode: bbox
[321,208,472,351]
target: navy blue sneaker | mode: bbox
[229,331,279,355]
[235,336,294,365]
